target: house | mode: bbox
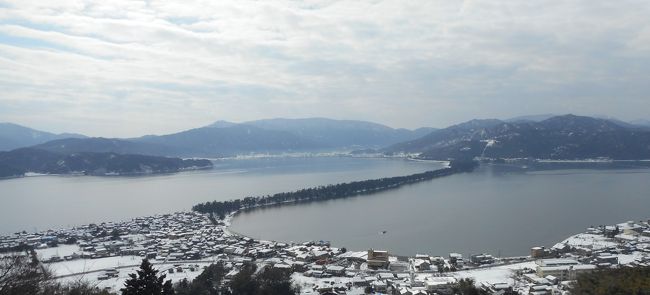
[536,264,597,281]
[413,259,430,271]
[325,265,346,276]
[531,246,546,258]
[595,254,618,265]
[389,261,409,272]
[470,253,495,265]
[377,272,395,280]
[367,249,389,268]
[449,253,463,264]
[425,277,457,293]
[352,277,369,287]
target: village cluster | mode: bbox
[2,212,650,295]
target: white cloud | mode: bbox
[0,0,649,136]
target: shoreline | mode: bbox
[0,165,214,181]
[9,209,650,295]
[4,197,650,295]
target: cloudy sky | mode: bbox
[0,0,649,137]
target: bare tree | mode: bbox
[0,250,53,295]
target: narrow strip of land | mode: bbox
[193,160,478,218]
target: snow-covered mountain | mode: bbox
[385,114,650,160]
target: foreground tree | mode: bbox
[51,280,115,295]
[451,278,488,295]
[1,251,114,295]
[121,259,174,295]
[174,263,227,295]
[228,265,298,295]
[572,267,650,294]
[229,265,258,295]
[255,267,298,295]
[0,250,53,295]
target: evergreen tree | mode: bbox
[255,267,298,295]
[121,259,174,295]
[229,265,258,295]
[174,263,227,295]
[452,278,488,295]
[572,267,650,294]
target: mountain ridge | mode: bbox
[0,123,86,151]
[385,114,650,160]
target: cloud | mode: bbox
[0,0,649,136]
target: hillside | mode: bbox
[33,137,178,156]
[134,124,325,157]
[385,115,650,160]
[215,118,436,149]
[0,148,212,178]
[5,118,435,158]
[0,123,86,151]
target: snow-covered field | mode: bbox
[56,262,212,292]
[452,261,537,285]
[553,233,617,250]
[45,255,143,277]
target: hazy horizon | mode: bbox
[3,113,649,138]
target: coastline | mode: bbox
[7,209,649,295]
[0,164,214,181]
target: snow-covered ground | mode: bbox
[56,262,212,293]
[14,211,650,294]
[452,261,537,285]
[36,244,80,259]
[45,255,143,277]
[553,233,617,250]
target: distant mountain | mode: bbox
[0,123,86,151]
[385,114,650,160]
[591,115,643,129]
[230,118,437,149]
[33,137,177,156]
[134,124,324,157]
[206,120,239,128]
[506,114,557,123]
[630,119,650,128]
[18,118,435,157]
[0,148,212,178]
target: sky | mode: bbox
[0,0,649,137]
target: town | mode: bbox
[2,212,650,295]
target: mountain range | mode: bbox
[0,123,86,151]
[0,118,436,157]
[385,114,650,160]
[2,115,650,163]
[230,118,437,149]
[0,118,438,178]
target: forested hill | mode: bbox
[238,118,437,149]
[0,123,86,151]
[385,114,650,160]
[1,118,435,156]
[193,160,477,218]
[0,148,212,178]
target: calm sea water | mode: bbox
[3,157,649,258]
[0,157,440,234]
[230,162,650,257]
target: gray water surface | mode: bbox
[230,163,650,257]
[0,157,441,234]
[3,157,649,258]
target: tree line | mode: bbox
[572,266,650,294]
[193,160,478,218]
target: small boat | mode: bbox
[380,230,387,235]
